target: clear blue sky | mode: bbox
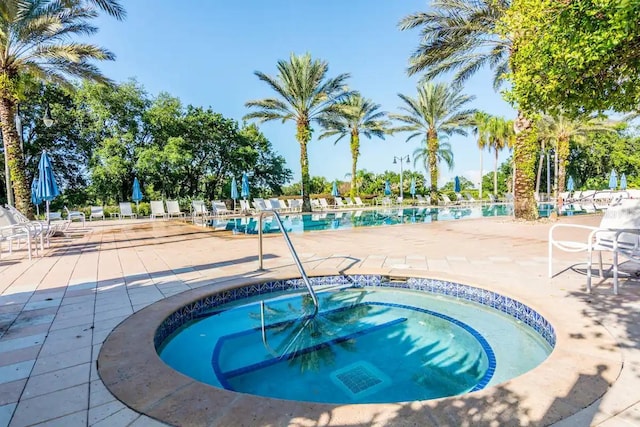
[92,1,515,187]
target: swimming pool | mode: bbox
[156,275,554,404]
[210,203,577,234]
[214,205,514,234]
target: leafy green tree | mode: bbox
[244,53,350,212]
[0,0,122,217]
[487,116,515,196]
[400,0,539,220]
[472,112,491,199]
[318,94,389,197]
[411,139,455,190]
[505,0,640,116]
[391,81,474,202]
[537,113,617,194]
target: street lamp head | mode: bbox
[405,155,410,164]
[43,105,54,127]
[393,157,397,164]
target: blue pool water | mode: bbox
[210,204,573,234]
[158,282,553,404]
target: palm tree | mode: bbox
[538,113,617,194]
[472,111,491,200]
[244,53,350,212]
[0,0,123,217]
[487,116,514,197]
[399,0,539,220]
[318,94,390,197]
[390,81,475,202]
[412,139,455,188]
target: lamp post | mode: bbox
[393,154,410,200]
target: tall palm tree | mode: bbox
[412,139,455,186]
[0,0,122,217]
[538,113,617,194]
[244,53,350,212]
[472,111,491,199]
[318,94,390,197]
[391,81,475,202]
[399,0,539,220]
[487,116,514,196]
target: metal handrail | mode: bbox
[258,210,318,313]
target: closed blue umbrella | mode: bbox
[230,176,239,211]
[384,180,391,196]
[454,176,461,193]
[609,169,618,190]
[31,178,41,216]
[331,181,339,197]
[620,173,627,191]
[36,150,60,222]
[567,175,575,192]
[132,177,143,212]
[241,172,250,200]
[410,177,416,197]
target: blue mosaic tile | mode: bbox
[154,275,556,351]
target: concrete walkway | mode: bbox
[0,214,639,426]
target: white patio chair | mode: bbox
[353,196,366,207]
[89,206,105,221]
[211,201,232,216]
[319,198,332,210]
[150,201,167,219]
[119,202,137,219]
[64,206,85,227]
[311,199,322,211]
[549,198,640,294]
[239,199,253,214]
[0,206,35,259]
[166,200,186,218]
[334,197,348,208]
[440,194,453,206]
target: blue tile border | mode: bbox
[154,275,556,352]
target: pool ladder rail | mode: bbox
[257,210,318,314]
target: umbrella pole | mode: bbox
[46,200,50,225]
[36,204,39,217]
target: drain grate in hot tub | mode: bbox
[331,361,391,398]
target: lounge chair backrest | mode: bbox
[598,199,640,245]
[91,206,103,215]
[354,196,365,206]
[120,202,133,216]
[192,200,207,214]
[319,198,330,208]
[166,200,181,214]
[212,201,229,214]
[150,201,166,215]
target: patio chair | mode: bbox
[211,200,232,216]
[311,199,322,211]
[119,202,137,219]
[166,200,186,218]
[549,198,640,294]
[415,194,429,205]
[440,194,454,206]
[252,198,267,212]
[89,206,105,221]
[239,199,254,214]
[0,206,36,259]
[150,201,168,219]
[64,206,85,227]
[319,198,332,210]
[334,197,347,208]
[287,199,301,212]
[191,200,209,223]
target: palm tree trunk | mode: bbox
[297,121,312,212]
[350,131,359,198]
[535,140,545,196]
[427,130,438,202]
[556,137,569,194]
[0,96,33,218]
[513,111,538,220]
[493,148,499,196]
[479,150,483,199]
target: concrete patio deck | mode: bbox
[0,213,639,426]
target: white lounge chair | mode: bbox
[0,206,36,259]
[89,206,105,221]
[118,202,137,219]
[353,196,366,207]
[150,201,167,219]
[239,199,253,213]
[319,198,332,210]
[440,194,453,206]
[549,198,640,294]
[211,200,232,216]
[166,200,186,218]
[64,206,85,227]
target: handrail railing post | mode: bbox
[257,210,318,313]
